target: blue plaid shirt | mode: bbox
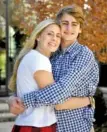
[23,41,99,132]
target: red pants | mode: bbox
[11,124,56,132]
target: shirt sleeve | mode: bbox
[29,54,52,75]
[22,49,99,108]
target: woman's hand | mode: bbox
[8,96,25,115]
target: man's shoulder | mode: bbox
[78,43,94,57]
[68,43,93,58]
[69,43,95,63]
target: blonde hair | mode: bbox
[8,19,59,92]
[56,4,85,28]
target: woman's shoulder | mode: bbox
[26,50,50,65]
[29,50,49,60]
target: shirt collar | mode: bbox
[58,40,79,54]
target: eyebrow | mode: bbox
[61,20,68,23]
[48,31,54,33]
[72,22,78,24]
[61,20,78,24]
[48,31,61,34]
[48,31,55,34]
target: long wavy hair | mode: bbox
[8,19,58,92]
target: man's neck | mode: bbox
[61,40,77,49]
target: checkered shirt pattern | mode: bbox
[22,41,99,132]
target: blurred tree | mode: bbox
[0,0,107,63]
[80,0,107,64]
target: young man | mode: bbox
[9,4,99,132]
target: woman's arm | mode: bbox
[55,97,90,110]
[33,70,54,89]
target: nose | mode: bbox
[52,35,57,41]
[66,24,72,32]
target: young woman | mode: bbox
[8,18,91,132]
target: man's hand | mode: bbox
[8,96,25,115]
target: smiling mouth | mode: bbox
[48,42,56,47]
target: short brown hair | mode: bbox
[56,4,85,27]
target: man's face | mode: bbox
[60,13,82,43]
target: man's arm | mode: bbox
[22,51,99,108]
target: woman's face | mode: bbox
[37,24,61,53]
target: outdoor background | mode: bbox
[0,0,107,132]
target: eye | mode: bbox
[48,32,53,35]
[57,34,61,38]
[72,23,78,26]
[62,22,68,25]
